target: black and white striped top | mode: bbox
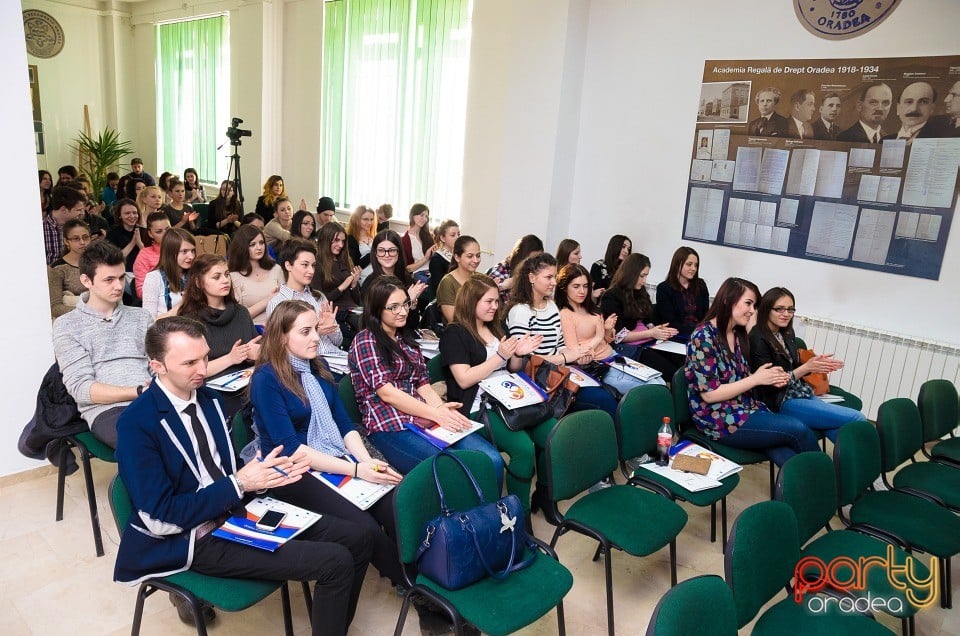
[506,301,565,355]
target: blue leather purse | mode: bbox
[415,451,536,590]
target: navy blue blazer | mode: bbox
[114,382,242,584]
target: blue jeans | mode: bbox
[720,410,819,466]
[569,385,620,418]
[369,429,505,487]
[602,366,666,397]
[779,397,866,443]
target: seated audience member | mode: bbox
[316,196,337,226]
[48,219,92,319]
[436,235,481,323]
[505,253,619,417]
[132,212,171,299]
[53,241,153,447]
[255,174,286,223]
[361,231,427,328]
[43,186,86,265]
[39,169,53,214]
[65,179,110,238]
[316,222,361,343]
[114,316,372,634]
[250,300,404,589]
[346,205,376,270]
[183,167,205,203]
[100,171,120,207]
[555,238,581,270]
[208,180,243,234]
[228,224,285,325]
[428,220,459,297]
[141,228,196,319]
[558,263,665,395]
[179,254,261,419]
[124,177,146,204]
[600,253,683,379]
[290,210,318,241]
[137,186,166,227]
[163,178,198,230]
[686,277,819,466]
[157,172,175,203]
[401,203,434,284]
[375,203,393,228]
[266,239,343,357]
[489,234,543,301]
[56,164,78,186]
[348,276,505,476]
[590,234,631,292]
[749,287,866,442]
[241,213,265,229]
[125,157,156,186]
[263,196,295,248]
[656,246,709,337]
[106,198,144,273]
[440,274,541,511]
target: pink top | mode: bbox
[559,308,615,361]
[132,245,161,298]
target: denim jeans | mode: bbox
[601,366,666,397]
[779,397,866,442]
[569,385,620,418]
[369,429,505,486]
[720,410,820,466]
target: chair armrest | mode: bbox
[892,486,946,507]
[626,474,675,499]
[529,535,560,560]
[846,523,910,550]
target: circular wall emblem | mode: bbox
[796,0,900,40]
[23,10,65,59]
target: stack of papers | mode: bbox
[606,358,662,382]
[311,466,394,511]
[635,441,743,492]
[567,366,602,388]
[416,332,440,359]
[212,496,320,551]
[323,351,350,375]
[405,418,484,449]
[206,368,254,392]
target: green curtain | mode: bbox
[320,0,472,219]
[155,16,229,184]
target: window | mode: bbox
[155,16,229,184]
[321,0,472,220]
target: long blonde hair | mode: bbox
[346,205,377,241]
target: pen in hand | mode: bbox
[258,455,290,478]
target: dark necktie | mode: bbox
[183,403,224,480]
[872,132,880,144]
[829,124,838,136]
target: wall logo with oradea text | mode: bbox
[795,0,900,40]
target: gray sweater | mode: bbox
[52,294,153,426]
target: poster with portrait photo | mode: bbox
[682,55,960,280]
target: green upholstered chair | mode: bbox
[671,367,775,498]
[192,202,210,230]
[917,379,960,466]
[337,374,363,424]
[543,410,687,636]
[108,474,305,636]
[876,397,960,511]
[725,501,893,635]
[616,384,739,547]
[55,431,115,557]
[794,337,865,412]
[645,574,737,636]
[776,452,925,633]
[392,450,573,636]
[834,420,960,609]
[426,353,445,384]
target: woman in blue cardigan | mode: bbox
[250,299,404,587]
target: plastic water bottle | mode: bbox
[657,417,673,466]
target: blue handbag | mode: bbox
[415,451,536,590]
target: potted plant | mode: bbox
[71,128,134,201]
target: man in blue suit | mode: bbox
[114,316,372,635]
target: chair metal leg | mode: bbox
[55,439,69,522]
[710,501,717,543]
[721,496,729,549]
[768,462,775,499]
[943,556,952,609]
[280,582,293,636]
[300,581,312,624]
[556,599,566,636]
[131,583,151,636]
[669,539,678,587]
[77,442,105,557]
[393,589,414,636]
[592,542,603,562]
[603,542,615,636]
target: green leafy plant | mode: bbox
[70,128,134,200]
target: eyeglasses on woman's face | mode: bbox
[772,306,796,314]
[384,300,412,315]
[376,247,399,257]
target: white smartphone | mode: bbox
[255,509,286,532]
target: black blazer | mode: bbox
[748,327,801,411]
[748,112,789,137]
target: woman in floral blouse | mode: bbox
[684,277,818,466]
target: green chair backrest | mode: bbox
[918,379,959,443]
[724,501,800,629]
[645,574,737,636]
[193,202,210,228]
[795,337,808,349]
[671,367,692,431]
[231,411,249,451]
[109,473,132,534]
[833,420,881,507]
[545,410,619,502]
[876,398,924,471]
[426,354,445,384]
[393,450,500,565]
[616,384,674,460]
[775,452,836,545]
[338,375,363,424]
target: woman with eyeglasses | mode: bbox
[686,278,819,467]
[48,219,92,319]
[748,287,865,442]
[361,231,427,327]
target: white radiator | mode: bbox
[795,316,960,419]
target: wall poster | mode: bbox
[682,56,960,280]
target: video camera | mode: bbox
[226,117,252,145]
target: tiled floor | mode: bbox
[1,456,958,635]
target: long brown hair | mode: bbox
[505,252,557,314]
[702,277,761,358]
[607,253,653,322]
[155,228,195,294]
[317,221,353,287]
[452,274,504,345]
[666,246,704,293]
[346,205,376,241]
[257,300,333,402]
[228,224,276,276]
[555,263,599,315]
[409,203,432,252]
[754,286,797,354]
[179,254,236,318]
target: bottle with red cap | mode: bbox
[656,417,673,466]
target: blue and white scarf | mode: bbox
[289,355,349,457]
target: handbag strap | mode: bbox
[465,502,537,580]
[431,450,486,516]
